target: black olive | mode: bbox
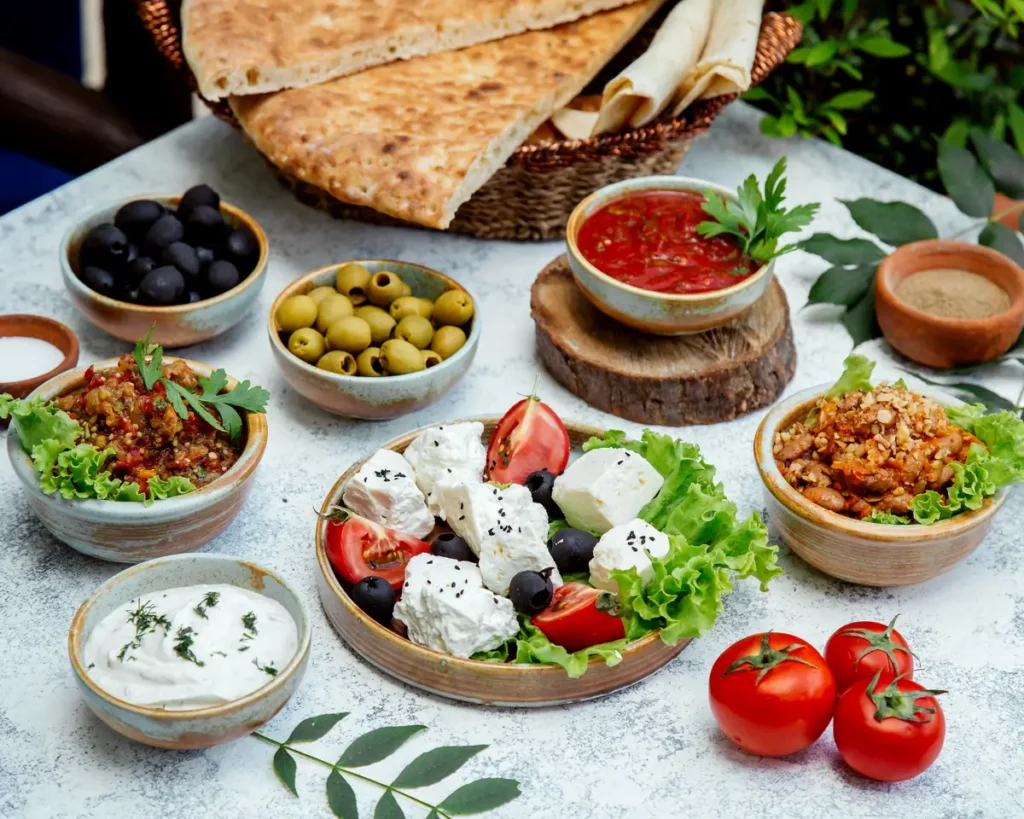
[177,184,220,218]
[350,575,396,626]
[222,228,259,274]
[184,205,225,246]
[548,528,599,574]
[140,265,185,306]
[122,256,156,290]
[114,199,164,240]
[80,223,129,270]
[187,290,203,304]
[430,532,477,563]
[124,288,141,303]
[509,569,554,616]
[195,246,216,272]
[143,214,185,253]
[206,259,240,295]
[524,470,561,519]
[162,241,201,282]
[81,266,117,297]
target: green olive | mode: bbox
[335,263,371,305]
[306,285,339,306]
[287,327,326,364]
[421,349,443,369]
[432,289,474,327]
[380,338,425,375]
[356,347,386,377]
[389,296,433,322]
[276,294,318,333]
[366,270,407,307]
[397,280,412,298]
[326,316,372,353]
[354,305,396,345]
[430,325,467,360]
[316,293,354,333]
[316,350,357,375]
[394,315,434,349]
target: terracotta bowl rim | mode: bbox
[61,193,269,315]
[564,175,771,304]
[7,355,268,515]
[315,415,668,674]
[0,314,80,396]
[267,259,481,386]
[754,383,1005,542]
[67,553,311,722]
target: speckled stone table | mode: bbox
[2,104,1023,819]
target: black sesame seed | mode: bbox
[631,546,639,553]
[451,582,456,588]
[434,441,439,447]
[459,515,465,521]
[455,565,461,571]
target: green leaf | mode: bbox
[336,725,427,768]
[161,379,226,432]
[286,713,349,744]
[374,790,405,819]
[426,812,441,819]
[970,129,1024,199]
[943,118,972,148]
[326,769,358,819]
[799,233,886,264]
[840,199,938,246]
[439,779,522,815]
[823,109,848,136]
[391,746,488,789]
[273,747,298,797]
[853,36,911,57]
[1009,103,1024,155]
[826,90,875,110]
[777,112,799,137]
[841,286,880,346]
[979,223,1024,268]
[741,86,772,102]
[807,265,876,306]
[938,140,996,217]
[132,328,163,392]
[804,40,839,66]
[903,370,1019,412]
[824,354,876,399]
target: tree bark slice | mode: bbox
[531,255,796,426]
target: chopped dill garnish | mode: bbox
[87,663,95,670]
[118,598,172,662]
[203,591,220,608]
[173,626,204,666]
[238,646,251,652]
[193,604,208,620]
[212,651,228,658]
[241,611,258,635]
[252,658,278,677]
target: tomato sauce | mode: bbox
[576,190,754,294]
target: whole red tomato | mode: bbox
[833,671,946,782]
[709,632,837,757]
[825,615,915,693]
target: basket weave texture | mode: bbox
[136,2,801,240]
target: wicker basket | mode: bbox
[136,2,801,240]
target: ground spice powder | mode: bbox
[895,268,1010,319]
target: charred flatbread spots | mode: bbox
[231,2,664,230]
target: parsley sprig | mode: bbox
[697,157,820,271]
[133,330,269,442]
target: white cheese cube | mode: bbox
[403,422,487,514]
[342,449,435,539]
[551,448,664,534]
[588,519,670,593]
[478,535,562,598]
[394,554,519,658]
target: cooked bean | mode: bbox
[803,486,846,512]
[777,433,814,462]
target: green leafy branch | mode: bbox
[255,713,521,818]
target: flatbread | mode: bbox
[183,0,646,100]
[231,2,664,230]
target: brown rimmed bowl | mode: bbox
[315,417,690,706]
[61,195,269,349]
[7,357,268,562]
[69,553,311,749]
[754,385,1006,587]
[875,239,1024,369]
[0,315,79,429]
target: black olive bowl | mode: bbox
[61,194,268,349]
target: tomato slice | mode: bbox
[325,514,430,591]
[485,395,570,484]
[532,583,625,652]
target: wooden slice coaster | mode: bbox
[530,255,796,426]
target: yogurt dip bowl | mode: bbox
[68,553,311,749]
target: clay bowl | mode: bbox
[269,261,480,420]
[565,176,775,335]
[875,239,1024,369]
[68,554,311,749]
[0,315,79,428]
[754,385,1006,587]
[7,357,268,562]
[315,418,690,706]
[61,195,269,349]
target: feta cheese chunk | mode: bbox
[588,519,670,593]
[393,554,519,658]
[552,448,664,534]
[342,449,435,539]
[403,422,487,514]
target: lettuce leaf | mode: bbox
[824,354,876,399]
[473,619,628,679]
[864,510,912,525]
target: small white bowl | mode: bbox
[68,553,311,749]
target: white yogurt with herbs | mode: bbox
[83,584,298,710]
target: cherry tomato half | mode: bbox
[825,615,915,693]
[833,671,946,782]
[709,631,837,757]
[325,512,430,591]
[532,583,625,652]
[486,395,570,484]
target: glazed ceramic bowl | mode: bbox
[0,315,79,431]
[61,195,269,348]
[269,261,480,420]
[755,385,1006,586]
[315,418,690,706]
[565,176,775,335]
[7,357,268,562]
[68,553,311,749]
[875,239,1024,369]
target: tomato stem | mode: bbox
[723,631,816,684]
[839,614,918,676]
[865,670,947,723]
